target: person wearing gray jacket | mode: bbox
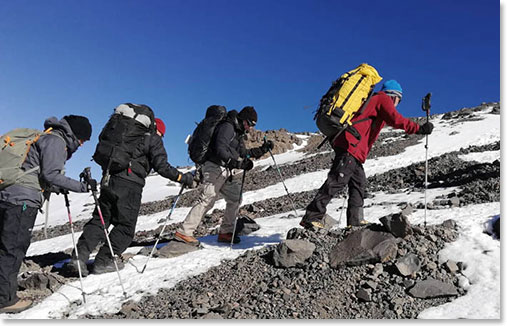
[0,115,94,314]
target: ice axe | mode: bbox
[422,93,431,228]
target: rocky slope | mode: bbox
[20,102,500,318]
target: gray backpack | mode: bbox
[0,128,44,190]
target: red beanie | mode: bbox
[155,118,166,137]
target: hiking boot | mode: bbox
[67,259,89,277]
[0,299,33,314]
[174,231,200,245]
[92,258,125,275]
[347,220,370,228]
[217,232,240,244]
[299,219,325,230]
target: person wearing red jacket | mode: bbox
[300,80,434,229]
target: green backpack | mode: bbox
[0,128,47,191]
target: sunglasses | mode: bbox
[247,119,256,127]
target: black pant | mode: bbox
[0,201,38,308]
[304,150,366,226]
[75,177,143,266]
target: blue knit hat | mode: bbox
[381,80,403,99]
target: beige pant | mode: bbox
[177,161,242,236]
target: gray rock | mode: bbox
[157,241,200,258]
[371,263,383,278]
[403,279,415,288]
[235,216,261,235]
[408,279,458,298]
[395,254,421,276]
[444,260,459,274]
[18,272,63,292]
[449,197,460,207]
[203,312,223,319]
[364,280,378,290]
[272,240,316,268]
[441,219,457,229]
[356,288,372,302]
[400,203,414,216]
[380,213,413,238]
[322,214,339,230]
[372,239,398,263]
[329,228,395,268]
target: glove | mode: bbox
[86,178,98,192]
[44,184,68,195]
[179,172,196,188]
[416,122,434,135]
[239,158,254,171]
[261,140,274,153]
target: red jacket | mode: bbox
[333,91,420,163]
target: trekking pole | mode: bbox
[231,170,247,249]
[44,194,50,239]
[264,136,299,218]
[141,183,185,274]
[338,191,347,227]
[81,167,127,299]
[422,93,432,228]
[63,192,86,304]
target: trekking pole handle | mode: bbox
[64,192,70,208]
[422,92,432,122]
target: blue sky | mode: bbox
[0,0,499,178]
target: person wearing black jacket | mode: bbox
[175,106,273,245]
[0,115,93,313]
[70,117,194,275]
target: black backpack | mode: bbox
[93,103,156,174]
[187,105,227,164]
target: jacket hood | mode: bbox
[43,117,81,156]
[225,110,243,133]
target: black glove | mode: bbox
[239,158,254,171]
[179,172,196,188]
[227,159,240,170]
[45,185,69,195]
[416,122,434,135]
[86,178,98,192]
[261,140,274,153]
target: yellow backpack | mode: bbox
[314,63,382,143]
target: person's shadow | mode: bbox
[198,233,282,250]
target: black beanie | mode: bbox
[238,106,258,126]
[63,115,92,141]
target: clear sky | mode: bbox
[0,0,499,179]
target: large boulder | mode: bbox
[329,228,397,268]
[18,271,65,292]
[272,239,316,268]
[408,279,458,298]
[380,213,413,238]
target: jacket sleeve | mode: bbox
[378,97,420,134]
[148,134,181,182]
[39,135,88,193]
[212,123,237,164]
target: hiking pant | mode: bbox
[178,161,242,236]
[75,177,143,267]
[0,201,38,308]
[304,149,366,226]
